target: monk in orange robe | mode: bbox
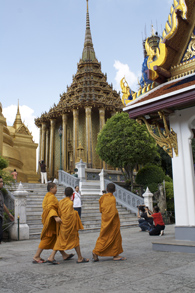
[92,183,126,261]
[33,182,71,264]
[48,187,89,263]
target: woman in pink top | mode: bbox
[11,169,17,183]
[145,206,165,236]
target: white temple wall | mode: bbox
[170,107,195,229]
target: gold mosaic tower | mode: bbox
[0,101,38,182]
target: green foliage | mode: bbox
[135,164,165,193]
[1,187,8,196]
[165,175,173,182]
[165,181,174,211]
[96,112,159,186]
[0,170,14,186]
[147,182,159,194]
[156,146,172,178]
[3,209,14,222]
[0,156,8,170]
[0,156,13,185]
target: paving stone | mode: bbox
[0,225,195,292]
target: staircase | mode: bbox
[13,182,138,239]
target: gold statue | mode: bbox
[137,111,178,158]
[120,77,132,106]
[145,38,167,81]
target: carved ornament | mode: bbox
[120,77,132,106]
[15,124,31,136]
[136,111,178,158]
[162,0,187,41]
[182,31,195,62]
[145,38,168,81]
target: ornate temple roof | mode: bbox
[35,0,123,127]
[123,0,195,127]
[13,101,32,136]
[122,0,195,108]
[125,73,195,119]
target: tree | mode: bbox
[135,164,165,193]
[96,112,159,190]
[156,146,172,178]
[0,156,8,170]
[0,156,13,185]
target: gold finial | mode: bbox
[13,99,23,129]
[151,24,155,36]
[87,0,88,12]
[17,99,20,114]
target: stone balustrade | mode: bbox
[104,179,144,214]
[58,170,80,188]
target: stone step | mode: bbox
[22,182,138,239]
[27,214,137,224]
[27,212,137,221]
[28,218,138,232]
[26,208,133,216]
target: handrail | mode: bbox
[4,187,15,212]
[104,179,144,214]
[58,170,80,188]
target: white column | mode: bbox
[170,107,195,240]
[99,169,105,195]
[9,182,29,240]
[75,159,86,182]
[143,187,153,211]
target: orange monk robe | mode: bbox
[54,197,84,251]
[38,192,59,249]
[93,193,123,257]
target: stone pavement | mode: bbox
[0,225,195,293]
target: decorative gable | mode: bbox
[15,124,31,136]
[182,28,195,62]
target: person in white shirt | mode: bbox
[73,185,82,218]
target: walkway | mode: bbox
[0,225,195,293]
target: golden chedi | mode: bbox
[0,101,38,183]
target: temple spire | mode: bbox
[13,100,23,129]
[82,0,96,61]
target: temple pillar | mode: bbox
[62,114,68,171]
[45,128,49,167]
[99,108,106,169]
[111,110,116,117]
[85,106,92,168]
[170,107,195,241]
[49,119,56,179]
[41,122,46,161]
[73,109,79,168]
[99,108,105,130]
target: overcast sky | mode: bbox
[1,0,172,144]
